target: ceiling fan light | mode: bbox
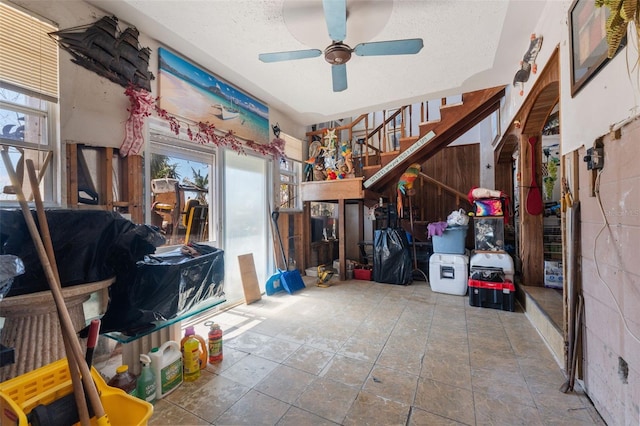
[324,42,352,65]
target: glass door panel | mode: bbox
[223,151,269,305]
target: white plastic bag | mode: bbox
[447,209,469,227]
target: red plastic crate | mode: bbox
[468,279,515,311]
[353,268,372,280]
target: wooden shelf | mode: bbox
[301,177,364,202]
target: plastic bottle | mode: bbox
[180,326,207,370]
[107,364,137,397]
[136,354,157,404]
[205,321,223,363]
[181,329,201,382]
[149,341,183,399]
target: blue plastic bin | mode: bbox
[432,225,467,254]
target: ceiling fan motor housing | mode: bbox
[324,42,352,64]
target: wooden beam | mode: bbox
[418,171,469,201]
[301,178,364,201]
[126,155,143,223]
[303,202,311,272]
[338,199,346,280]
[66,143,78,206]
[519,133,545,286]
[104,148,113,211]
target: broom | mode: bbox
[271,210,305,294]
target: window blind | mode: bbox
[281,132,303,162]
[0,3,58,102]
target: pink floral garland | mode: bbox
[122,85,286,161]
[120,85,155,156]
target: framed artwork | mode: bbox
[386,108,403,131]
[568,0,623,97]
[387,130,401,151]
[158,47,269,142]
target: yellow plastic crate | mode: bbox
[0,358,153,426]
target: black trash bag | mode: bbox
[96,243,225,336]
[0,209,163,297]
[373,228,412,285]
[0,255,24,301]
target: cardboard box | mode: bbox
[544,261,563,289]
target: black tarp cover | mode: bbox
[0,209,225,335]
[0,209,163,296]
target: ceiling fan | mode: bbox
[258,0,423,92]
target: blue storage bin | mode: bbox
[432,225,468,254]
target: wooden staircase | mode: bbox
[302,85,506,220]
[362,85,505,193]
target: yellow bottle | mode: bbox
[181,327,201,382]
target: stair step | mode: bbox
[399,136,418,152]
[362,165,381,180]
[441,101,463,109]
[380,151,400,167]
[521,286,564,367]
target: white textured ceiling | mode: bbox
[87,0,547,126]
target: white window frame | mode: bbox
[0,3,60,205]
[147,127,218,248]
[0,88,60,204]
[278,158,302,212]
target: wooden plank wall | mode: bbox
[274,212,304,272]
[422,143,479,224]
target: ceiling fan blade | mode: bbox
[323,0,346,42]
[258,49,322,63]
[354,39,424,56]
[331,64,347,92]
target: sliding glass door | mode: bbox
[223,150,270,305]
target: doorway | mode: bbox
[223,150,271,305]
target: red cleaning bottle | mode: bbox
[205,321,223,363]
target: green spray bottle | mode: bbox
[137,354,157,404]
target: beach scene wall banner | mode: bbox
[158,47,269,143]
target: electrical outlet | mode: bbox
[584,146,604,170]
[585,138,605,197]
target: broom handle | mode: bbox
[26,161,91,426]
[1,149,109,425]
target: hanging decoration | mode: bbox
[595,0,638,59]
[121,85,286,160]
[512,34,543,96]
[120,85,155,156]
[396,163,421,217]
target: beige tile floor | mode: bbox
[146,277,604,426]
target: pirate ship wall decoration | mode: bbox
[49,15,155,91]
